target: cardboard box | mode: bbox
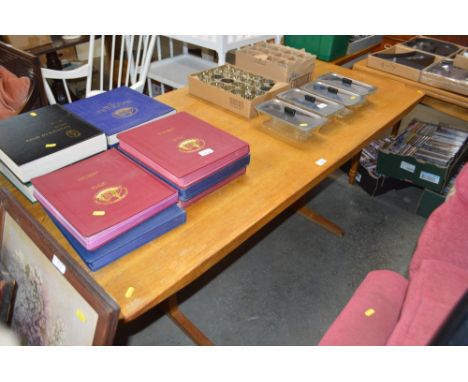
[416,188,446,218]
[401,36,464,58]
[415,162,464,218]
[377,103,468,193]
[420,59,468,96]
[367,45,439,82]
[3,35,52,51]
[57,47,78,62]
[454,49,468,70]
[356,166,410,197]
[377,118,468,193]
[341,161,409,197]
[188,64,289,119]
[377,146,466,193]
[235,43,315,87]
[399,103,468,133]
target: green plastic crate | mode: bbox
[284,35,351,61]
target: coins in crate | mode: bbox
[196,65,276,100]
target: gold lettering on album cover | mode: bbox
[77,171,99,182]
[91,181,107,190]
[25,121,71,143]
[157,127,175,136]
[97,100,132,114]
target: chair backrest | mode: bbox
[0,41,48,112]
[86,35,156,95]
[42,35,156,104]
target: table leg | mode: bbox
[296,206,344,237]
[166,295,214,346]
[391,121,401,137]
[348,151,362,185]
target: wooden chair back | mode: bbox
[0,41,48,112]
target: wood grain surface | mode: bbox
[0,61,423,321]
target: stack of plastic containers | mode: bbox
[256,72,377,142]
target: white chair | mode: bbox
[41,35,156,104]
[147,35,281,96]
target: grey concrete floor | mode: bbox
[115,170,426,345]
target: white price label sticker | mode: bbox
[316,102,327,109]
[420,171,440,185]
[315,158,327,166]
[400,161,416,173]
[52,255,66,274]
[198,148,214,157]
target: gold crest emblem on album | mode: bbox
[94,186,128,205]
[178,138,206,153]
[112,107,138,118]
[65,129,82,138]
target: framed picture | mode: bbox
[0,187,119,345]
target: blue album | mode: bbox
[64,86,175,145]
[49,204,186,271]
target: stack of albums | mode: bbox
[386,119,468,168]
[118,112,250,207]
[32,149,186,271]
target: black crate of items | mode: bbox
[355,165,410,197]
[342,137,410,197]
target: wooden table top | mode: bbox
[0,61,423,321]
[353,58,468,118]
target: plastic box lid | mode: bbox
[424,60,468,82]
[277,88,349,118]
[317,72,377,96]
[301,81,366,107]
[256,99,328,141]
[403,37,461,57]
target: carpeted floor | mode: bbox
[115,170,426,345]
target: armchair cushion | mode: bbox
[0,65,31,120]
[387,259,468,345]
[319,270,409,346]
[409,163,468,276]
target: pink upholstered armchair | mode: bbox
[319,163,468,346]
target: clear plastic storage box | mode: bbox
[256,99,329,141]
[301,81,366,108]
[317,72,377,96]
[276,88,349,118]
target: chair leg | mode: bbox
[147,78,153,97]
[166,295,214,346]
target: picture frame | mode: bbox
[0,187,119,345]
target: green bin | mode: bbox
[284,35,351,61]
